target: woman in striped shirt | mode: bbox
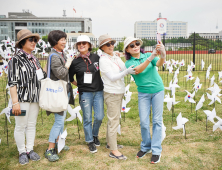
[8,29,46,165]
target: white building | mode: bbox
[0,10,92,41]
[134,13,188,38]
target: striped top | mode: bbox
[8,49,45,103]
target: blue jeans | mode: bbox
[138,90,164,155]
[80,90,104,143]
[48,92,70,143]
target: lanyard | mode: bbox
[30,59,40,69]
[82,57,90,73]
[108,57,121,70]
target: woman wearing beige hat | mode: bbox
[69,35,104,154]
[124,37,165,164]
[98,34,135,160]
[8,29,46,165]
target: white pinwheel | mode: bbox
[187,65,192,72]
[178,59,185,67]
[167,64,173,74]
[0,66,3,77]
[121,89,132,113]
[195,94,205,111]
[164,93,180,111]
[184,71,194,81]
[97,49,103,57]
[1,37,11,47]
[0,99,12,123]
[206,69,210,79]
[207,64,212,71]
[165,80,180,96]
[164,60,171,69]
[66,105,82,123]
[203,108,217,124]
[184,90,196,103]
[219,71,222,81]
[201,59,205,70]
[190,61,195,69]
[73,87,79,99]
[213,116,222,132]
[58,129,67,153]
[206,92,221,105]
[33,47,41,54]
[174,68,179,79]
[172,113,189,136]
[193,77,202,92]
[210,75,215,86]
[171,59,178,68]
[173,76,178,85]
[207,83,221,95]
[67,49,77,58]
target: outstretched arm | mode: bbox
[156,41,166,67]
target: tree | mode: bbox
[42,35,48,43]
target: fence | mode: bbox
[32,33,222,72]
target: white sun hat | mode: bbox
[74,35,93,49]
[123,37,143,52]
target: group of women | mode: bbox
[8,29,166,165]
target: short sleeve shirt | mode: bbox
[125,52,164,94]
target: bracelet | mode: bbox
[13,102,19,106]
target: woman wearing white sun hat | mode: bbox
[98,34,136,160]
[69,35,104,154]
[124,37,166,164]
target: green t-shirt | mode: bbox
[125,52,164,94]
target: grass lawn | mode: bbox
[0,55,222,170]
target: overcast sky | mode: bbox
[1,0,222,37]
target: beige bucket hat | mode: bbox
[15,29,40,48]
[98,34,116,48]
[123,37,143,52]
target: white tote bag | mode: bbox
[39,54,68,112]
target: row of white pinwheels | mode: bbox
[163,59,222,137]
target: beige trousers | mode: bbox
[104,92,124,151]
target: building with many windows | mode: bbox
[0,10,92,41]
[134,13,188,38]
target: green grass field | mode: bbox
[0,54,222,170]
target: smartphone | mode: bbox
[156,32,161,44]
[10,110,26,116]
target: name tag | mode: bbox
[36,69,44,80]
[84,72,92,84]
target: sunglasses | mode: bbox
[28,37,38,43]
[105,41,115,47]
[77,41,88,46]
[128,41,140,48]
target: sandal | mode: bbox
[109,152,127,160]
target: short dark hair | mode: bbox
[17,38,27,49]
[125,48,145,60]
[48,30,67,47]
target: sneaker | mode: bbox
[88,142,97,153]
[106,144,124,149]
[93,136,100,146]
[45,148,59,162]
[27,150,40,161]
[137,150,152,158]
[55,143,70,151]
[151,154,161,164]
[19,152,29,165]
[109,152,127,160]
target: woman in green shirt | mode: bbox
[124,37,166,164]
